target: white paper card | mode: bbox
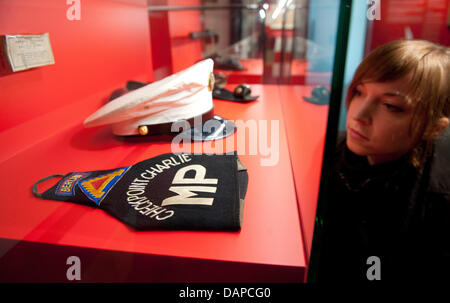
[5,33,55,72]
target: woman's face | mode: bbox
[346,78,418,165]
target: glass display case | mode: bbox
[0,0,346,283]
[1,0,448,285]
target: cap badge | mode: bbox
[138,125,149,136]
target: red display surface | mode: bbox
[278,85,329,263]
[0,85,309,282]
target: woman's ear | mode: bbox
[428,117,449,139]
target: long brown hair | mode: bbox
[346,40,450,167]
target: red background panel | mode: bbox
[168,6,203,73]
[149,0,204,79]
[149,10,173,80]
[0,0,153,133]
[368,0,450,50]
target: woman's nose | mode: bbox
[352,98,374,125]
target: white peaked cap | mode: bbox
[84,59,215,136]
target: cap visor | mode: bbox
[176,115,236,142]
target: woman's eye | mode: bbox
[383,103,403,112]
[354,89,362,96]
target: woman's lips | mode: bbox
[348,127,369,141]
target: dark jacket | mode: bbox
[317,128,450,283]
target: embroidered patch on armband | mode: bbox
[55,172,90,197]
[79,167,130,205]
